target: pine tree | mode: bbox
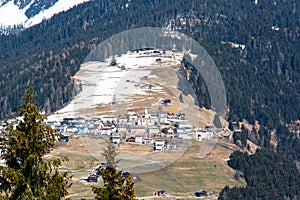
[92,135,135,200]
[228,121,234,131]
[0,88,72,199]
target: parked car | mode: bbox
[153,189,167,196]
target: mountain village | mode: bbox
[0,48,233,168]
[43,48,231,154]
[45,107,230,150]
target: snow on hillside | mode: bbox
[0,1,27,26]
[48,50,183,121]
[24,0,90,28]
[0,0,91,29]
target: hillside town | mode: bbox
[0,105,226,199]
[43,106,230,151]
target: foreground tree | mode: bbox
[0,89,72,199]
[92,135,135,200]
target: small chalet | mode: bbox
[136,118,155,126]
[118,116,128,125]
[154,139,165,151]
[143,138,154,145]
[161,99,171,105]
[194,190,207,197]
[147,126,160,136]
[128,125,146,135]
[162,127,175,137]
[126,136,136,143]
[112,134,120,144]
[101,115,116,123]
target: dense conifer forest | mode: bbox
[219,149,300,200]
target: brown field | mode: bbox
[49,137,245,199]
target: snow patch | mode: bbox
[0,0,91,29]
[48,50,184,121]
[0,1,27,27]
[24,0,90,28]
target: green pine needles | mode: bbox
[92,135,135,200]
[0,89,72,199]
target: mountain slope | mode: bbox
[0,0,299,153]
[0,0,91,33]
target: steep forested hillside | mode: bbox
[219,149,300,200]
[0,0,299,145]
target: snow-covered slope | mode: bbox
[24,0,91,28]
[0,0,91,32]
[48,50,184,121]
[0,1,27,27]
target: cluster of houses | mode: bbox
[0,107,231,154]
[42,108,230,151]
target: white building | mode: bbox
[101,115,117,123]
[112,134,120,144]
[135,136,143,144]
[195,130,214,140]
[154,140,165,151]
[143,138,154,145]
[176,128,193,139]
[136,118,155,126]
